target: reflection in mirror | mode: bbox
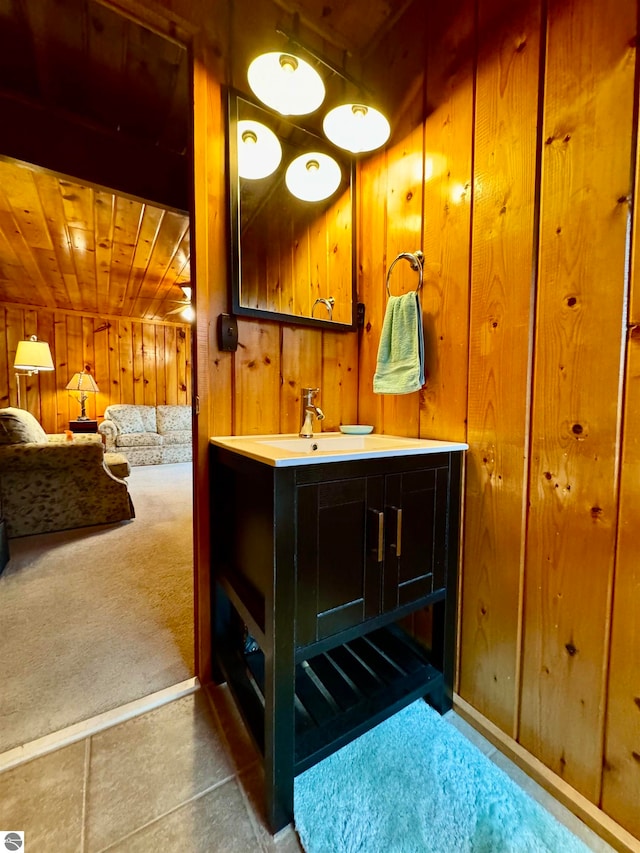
[228,92,356,330]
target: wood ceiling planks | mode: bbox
[0,159,191,322]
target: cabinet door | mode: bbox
[296,475,384,646]
[382,464,449,611]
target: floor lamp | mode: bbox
[14,336,55,408]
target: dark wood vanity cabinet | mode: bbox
[295,462,451,646]
[210,444,463,833]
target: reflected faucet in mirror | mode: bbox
[311,296,334,320]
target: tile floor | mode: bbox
[0,685,617,852]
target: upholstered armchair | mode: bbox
[0,407,135,538]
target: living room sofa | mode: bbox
[0,407,135,538]
[98,404,192,466]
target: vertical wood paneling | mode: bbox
[37,310,57,426]
[601,76,640,833]
[602,324,640,837]
[520,0,635,801]
[118,319,134,403]
[24,308,40,416]
[109,320,122,405]
[326,190,351,326]
[420,0,473,443]
[6,307,23,410]
[235,320,281,434]
[0,305,192,431]
[459,0,541,734]
[192,36,232,440]
[321,331,358,431]
[131,321,144,405]
[191,25,231,682]
[93,319,110,418]
[142,323,157,406]
[382,118,424,437]
[357,152,387,432]
[280,326,322,433]
[165,324,177,406]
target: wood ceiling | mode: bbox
[0,0,409,324]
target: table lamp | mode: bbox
[66,370,99,420]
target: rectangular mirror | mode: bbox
[227,90,357,330]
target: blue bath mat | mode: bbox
[294,700,592,853]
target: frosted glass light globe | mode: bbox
[237,120,282,180]
[285,152,342,202]
[248,52,325,116]
[323,103,390,154]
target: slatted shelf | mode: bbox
[220,621,443,778]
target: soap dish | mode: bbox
[339,424,374,435]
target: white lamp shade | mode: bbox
[237,120,282,179]
[14,337,54,371]
[248,52,325,116]
[285,152,342,202]
[65,372,99,393]
[323,103,391,154]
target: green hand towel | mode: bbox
[373,291,425,395]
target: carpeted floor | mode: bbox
[294,700,593,853]
[0,462,194,754]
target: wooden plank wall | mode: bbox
[0,303,191,432]
[358,0,640,841]
[241,187,352,325]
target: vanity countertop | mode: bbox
[209,432,468,468]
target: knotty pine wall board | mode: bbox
[602,323,640,838]
[600,63,640,835]
[419,0,474,446]
[460,0,542,737]
[357,150,387,434]
[519,0,636,803]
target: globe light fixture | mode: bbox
[285,152,342,202]
[323,103,391,154]
[237,120,282,180]
[247,52,325,116]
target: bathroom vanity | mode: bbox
[209,432,467,832]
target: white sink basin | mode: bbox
[261,435,379,452]
[210,432,468,467]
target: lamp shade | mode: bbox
[237,119,282,179]
[66,372,99,394]
[285,152,342,202]
[323,103,391,154]
[248,52,325,116]
[14,336,54,372]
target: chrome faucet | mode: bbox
[299,387,325,438]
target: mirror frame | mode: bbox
[226,88,357,331]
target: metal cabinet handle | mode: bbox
[390,506,402,558]
[369,509,384,562]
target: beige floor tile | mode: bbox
[0,741,86,852]
[490,750,617,852]
[236,762,303,852]
[86,691,234,852]
[205,682,261,773]
[104,778,263,853]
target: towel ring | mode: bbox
[386,250,424,297]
